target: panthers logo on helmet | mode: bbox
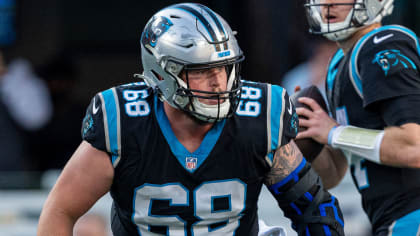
[141,16,173,48]
[372,49,417,76]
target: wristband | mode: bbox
[328,125,384,163]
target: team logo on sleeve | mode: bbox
[289,112,299,136]
[372,49,417,76]
[82,114,94,138]
[186,157,197,170]
[141,16,173,48]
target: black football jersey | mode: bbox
[81,80,298,236]
[325,25,420,231]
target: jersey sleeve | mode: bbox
[379,94,420,126]
[281,91,299,145]
[268,85,298,153]
[81,93,107,153]
[357,29,420,107]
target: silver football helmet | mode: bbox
[304,0,394,41]
[138,3,244,123]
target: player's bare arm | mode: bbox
[311,146,348,189]
[265,140,303,185]
[381,123,420,168]
[37,141,114,236]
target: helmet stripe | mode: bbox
[173,4,221,51]
[197,4,229,50]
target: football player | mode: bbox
[297,0,420,235]
[38,3,344,236]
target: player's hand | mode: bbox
[295,97,338,145]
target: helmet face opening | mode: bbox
[140,3,245,123]
[304,1,361,34]
[304,0,394,41]
[304,0,363,41]
[174,56,244,123]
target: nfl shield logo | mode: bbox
[186,157,197,170]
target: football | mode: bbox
[290,86,328,162]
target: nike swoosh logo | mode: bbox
[373,34,394,44]
[287,98,293,115]
[92,97,100,114]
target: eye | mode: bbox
[214,67,224,72]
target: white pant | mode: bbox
[258,220,286,236]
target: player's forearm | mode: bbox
[311,146,348,189]
[380,123,420,168]
[37,205,76,236]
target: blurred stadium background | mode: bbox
[0,0,419,235]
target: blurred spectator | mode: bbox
[30,51,85,171]
[281,38,337,97]
[0,51,52,171]
[74,213,109,236]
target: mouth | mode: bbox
[194,93,227,105]
[191,89,228,105]
[201,96,227,105]
[205,100,223,105]
[324,13,340,23]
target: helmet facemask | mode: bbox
[174,59,243,123]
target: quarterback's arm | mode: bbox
[295,97,348,188]
[297,96,420,168]
[37,141,114,236]
[327,123,420,168]
[380,123,420,168]
[311,146,348,189]
[265,140,344,236]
